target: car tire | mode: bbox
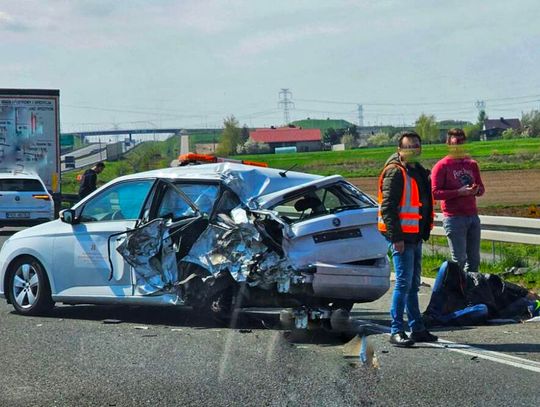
[7,256,54,316]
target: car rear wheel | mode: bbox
[8,256,54,315]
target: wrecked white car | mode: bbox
[0,163,390,326]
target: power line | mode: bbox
[295,93,540,107]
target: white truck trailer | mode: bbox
[0,88,61,194]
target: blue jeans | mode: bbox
[443,215,481,273]
[389,241,425,334]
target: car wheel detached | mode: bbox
[8,256,54,315]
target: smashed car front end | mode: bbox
[111,164,389,325]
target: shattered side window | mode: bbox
[270,181,375,223]
[157,183,219,220]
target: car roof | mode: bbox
[102,163,324,206]
[0,170,44,180]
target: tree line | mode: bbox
[211,109,540,156]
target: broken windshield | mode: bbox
[270,181,376,224]
[157,182,220,220]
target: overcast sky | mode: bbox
[2,0,539,132]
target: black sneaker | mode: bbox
[410,330,438,343]
[389,332,415,347]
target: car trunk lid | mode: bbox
[282,207,387,267]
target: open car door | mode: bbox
[116,180,221,299]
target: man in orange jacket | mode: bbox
[378,131,437,347]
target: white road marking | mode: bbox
[353,319,540,374]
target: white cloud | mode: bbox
[0,10,30,32]
[233,25,346,57]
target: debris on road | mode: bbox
[502,266,530,277]
[134,326,149,330]
[423,261,540,327]
[102,319,122,324]
[343,335,379,369]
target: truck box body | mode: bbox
[0,89,61,193]
[106,141,124,161]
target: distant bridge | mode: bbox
[62,128,186,139]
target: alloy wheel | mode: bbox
[12,263,40,309]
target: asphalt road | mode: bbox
[60,142,138,172]
[0,229,538,406]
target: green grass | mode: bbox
[61,137,540,191]
[62,137,179,193]
[233,138,540,177]
[429,236,540,265]
[422,254,540,292]
[188,131,221,149]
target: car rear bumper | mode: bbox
[312,259,390,302]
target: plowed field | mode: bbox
[348,169,540,215]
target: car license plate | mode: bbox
[6,212,30,219]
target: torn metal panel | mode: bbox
[182,207,296,289]
[220,166,319,209]
[116,219,179,296]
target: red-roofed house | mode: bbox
[249,126,322,152]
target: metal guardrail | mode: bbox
[432,213,540,245]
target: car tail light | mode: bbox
[32,194,51,201]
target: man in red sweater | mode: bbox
[431,128,485,273]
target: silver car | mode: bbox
[0,163,389,326]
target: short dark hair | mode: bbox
[397,131,421,148]
[446,128,466,144]
[95,162,105,169]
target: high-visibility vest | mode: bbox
[377,164,422,234]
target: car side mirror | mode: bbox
[60,209,77,224]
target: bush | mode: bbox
[341,134,356,150]
[502,128,523,139]
[464,123,481,141]
[238,140,271,154]
[367,132,391,147]
[522,109,540,137]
